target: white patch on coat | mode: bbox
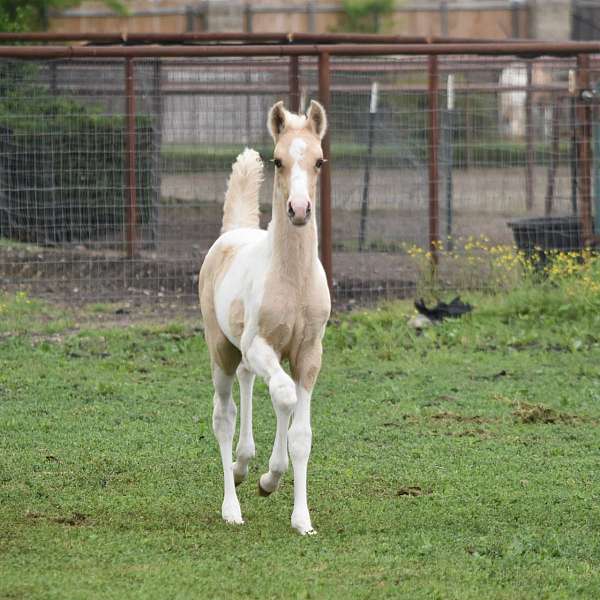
[213,228,268,345]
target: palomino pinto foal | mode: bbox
[199,100,330,535]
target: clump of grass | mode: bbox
[326,245,600,361]
[0,291,74,335]
[404,235,527,298]
[403,236,600,318]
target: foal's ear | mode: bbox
[267,100,287,142]
[306,100,327,140]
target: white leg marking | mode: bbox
[233,364,255,486]
[211,365,243,525]
[244,336,297,495]
[289,385,315,535]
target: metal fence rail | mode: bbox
[0,35,598,305]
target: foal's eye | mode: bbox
[315,159,324,169]
[273,158,282,168]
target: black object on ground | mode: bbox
[507,216,583,256]
[415,296,472,322]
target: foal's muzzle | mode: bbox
[287,198,311,227]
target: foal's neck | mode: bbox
[269,183,318,280]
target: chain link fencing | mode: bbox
[0,49,596,306]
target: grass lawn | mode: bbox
[1,289,600,599]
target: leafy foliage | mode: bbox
[0,0,126,31]
[336,0,395,33]
[0,64,156,243]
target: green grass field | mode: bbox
[1,288,600,599]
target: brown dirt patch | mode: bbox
[26,511,91,527]
[397,486,431,497]
[512,402,592,425]
[430,411,492,424]
[444,428,492,439]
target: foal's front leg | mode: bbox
[289,384,315,535]
[244,336,297,496]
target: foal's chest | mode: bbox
[257,286,329,356]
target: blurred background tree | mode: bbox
[337,0,396,33]
[0,0,126,31]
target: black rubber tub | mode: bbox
[507,216,584,255]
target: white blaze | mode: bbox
[289,137,308,200]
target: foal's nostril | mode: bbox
[306,202,312,216]
[287,204,295,218]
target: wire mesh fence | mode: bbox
[0,46,597,307]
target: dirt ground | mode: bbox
[0,241,418,307]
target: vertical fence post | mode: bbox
[244,3,253,33]
[359,82,378,253]
[525,0,534,38]
[545,100,560,216]
[307,1,316,34]
[150,58,163,248]
[185,5,195,32]
[243,5,253,144]
[289,55,300,113]
[318,52,333,294]
[576,53,594,246]
[199,1,209,32]
[525,60,534,212]
[440,0,449,37]
[444,73,455,250]
[125,57,138,259]
[510,0,520,38]
[428,55,440,268]
[594,123,600,235]
[569,69,578,214]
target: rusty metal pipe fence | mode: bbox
[0,36,599,305]
[0,33,536,45]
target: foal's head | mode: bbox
[267,100,328,227]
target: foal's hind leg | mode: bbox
[232,364,255,486]
[212,363,243,524]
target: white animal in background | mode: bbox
[199,100,330,535]
[498,62,553,139]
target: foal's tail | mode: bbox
[221,148,264,234]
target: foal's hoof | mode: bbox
[258,473,280,496]
[292,512,316,535]
[222,501,244,525]
[232,461,248,487]
[258,480,272,497]
[293,524,317,536]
